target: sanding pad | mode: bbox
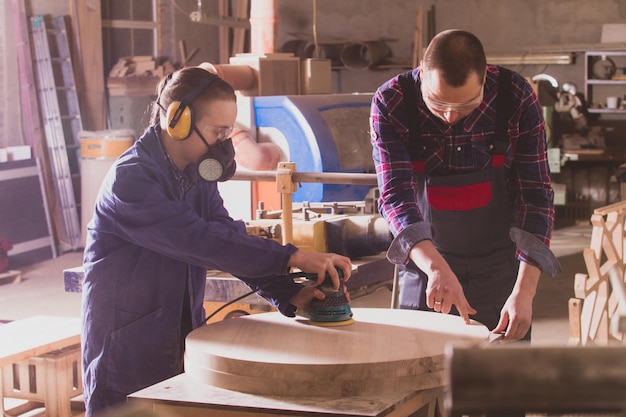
[306,317,355,327]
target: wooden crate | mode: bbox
[229,53,300,96]
[1,344,83,417]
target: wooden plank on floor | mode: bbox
[0,270,21,285]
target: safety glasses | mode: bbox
[194,124,234,149]
[421,79,484,114]
[199,124,234,142]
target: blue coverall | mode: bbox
[82,125,303,416]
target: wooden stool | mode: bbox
[0,316,82,417]
[1,345,83,417]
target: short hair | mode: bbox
[149,66,235,126]
[421,29,487,87]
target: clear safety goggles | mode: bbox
[421,81,484,114]
[198,124,234,142]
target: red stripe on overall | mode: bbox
[411,155,505,211]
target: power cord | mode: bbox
[203,271,317,324]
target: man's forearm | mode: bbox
[512,260,541,298]
[409,239,448,275]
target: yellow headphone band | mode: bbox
[162,71,221,140]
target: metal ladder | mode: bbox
[30,15,82,251]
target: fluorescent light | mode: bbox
[189,11,250,29]
[487,53,574,65]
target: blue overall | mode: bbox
[396,68,527,335]
[81,125,302,416]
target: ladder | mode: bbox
[30,15,82,251]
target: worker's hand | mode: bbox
[425,268,476,323]
[290,278,351,311]
[288,250,352,290]
[492,261,541,342]
[492,290,533,342]
[409,240,476,323]
[289,284,326,310]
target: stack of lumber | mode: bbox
[107,57,175,96]
[108,56,174,78]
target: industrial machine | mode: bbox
[202,199,394,323]
[219,91,375,220]
[196,60,393,322]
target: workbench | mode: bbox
[128,373,445,417]
[0,316,80,369]
[129,308,489,417]
[64,254,395,321]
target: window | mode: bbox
[101,0,159,73]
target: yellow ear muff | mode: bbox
[166,100,193,140]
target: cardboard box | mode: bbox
[301,58,332,94]
[601,24,626,43]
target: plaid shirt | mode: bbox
[370,65,555,265]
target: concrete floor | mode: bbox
[0,224,592,346]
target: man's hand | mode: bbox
[492,262,540,342]
[410,240,476,323]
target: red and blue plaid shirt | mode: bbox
[370,65,555,265]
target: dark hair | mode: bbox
[149,66,236,126]
[421,29,487,87]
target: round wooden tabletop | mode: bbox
[185,307,489,397]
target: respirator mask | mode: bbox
[197,137,237,182]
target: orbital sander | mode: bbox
[203,267,354,326]
[300,268,354,326]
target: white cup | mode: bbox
[606,96,620,109]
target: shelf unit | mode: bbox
[584,50,626,115]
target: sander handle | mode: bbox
[297,267,344,288]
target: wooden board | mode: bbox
[0,316,81,368]
[185,308,489,397]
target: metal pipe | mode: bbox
[233,166,379,247]
[232,170,378,186]
[249,0,277,54]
